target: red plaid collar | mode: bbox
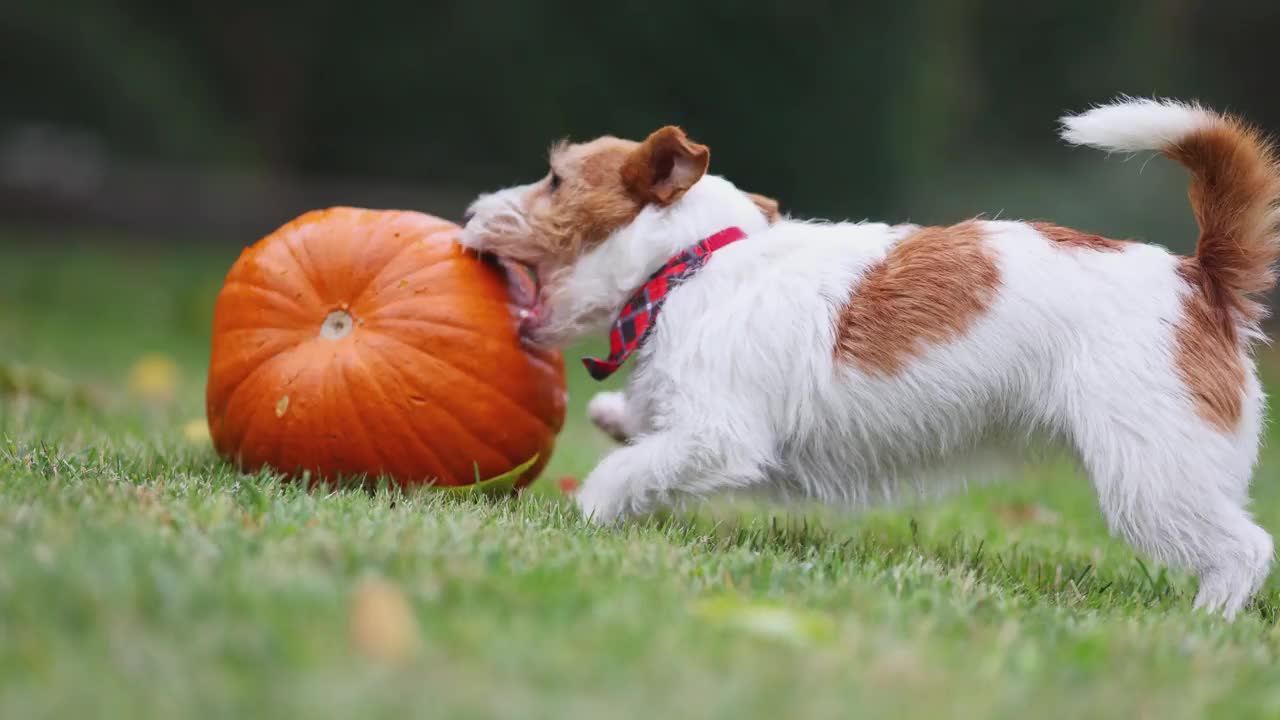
[582,227,747,380]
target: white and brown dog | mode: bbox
[461,98,1280,617]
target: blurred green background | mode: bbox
[4,0,1278,245]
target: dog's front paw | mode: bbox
[587,392,631,443]
[574,477,628,526]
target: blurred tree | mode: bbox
[2,0,243,162]
[2,0,1277,221]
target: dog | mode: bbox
[461,98,1280,617]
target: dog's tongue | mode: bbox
[501,259,539,308]
[480,253,542,327]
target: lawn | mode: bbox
[3,229,1280,719]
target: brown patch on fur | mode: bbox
[516,137,648,262]
[747,193,781,224]
[1031,222,1130,252]
[1175,259,1246,432]
[620,126,710,204]
[1166,118,1280,324]
[496,128,712,265]
[835,221,1001,374]
[1161,112,1278,432]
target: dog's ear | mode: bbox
[747,193,781,224]
[622,126,710,205]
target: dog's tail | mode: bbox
[1060,97,1280,322]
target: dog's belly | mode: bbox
[768,415,1036,509]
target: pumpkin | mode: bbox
[205,207,566,489]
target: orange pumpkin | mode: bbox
[205,207,566,489]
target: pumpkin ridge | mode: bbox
[221,278,313,316]
[246,353,316,467]
[223,367,291,468]
[351,232,443,307]
[213,331,312,403]
[365,294,523,321]
[345,342,454,483]
[272,235,326,308]
[334,353,394,481]
[371,315,562,379]
[282,232,332,304]
[265,372,295,482]
[343,242,413,312]
[207,332,309,440]
[221,279,314,319]
[368,331,557,434]
[365,341,518,474]
[253,260,325,314]
[370,314,501,339]
[210,323,312,336]
[214,342,311,456]
[364,256,471,300]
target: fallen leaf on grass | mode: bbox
[993,501,1060,528]
[349,577,421,663]
[693,596,835,646]
[182,418,211,444]
[435,455,539,498]
[128,354,179,403]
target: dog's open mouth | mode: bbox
[478,251,543,335]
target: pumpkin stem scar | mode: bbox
[320,310,356,340]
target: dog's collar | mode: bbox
[582,227,747,380]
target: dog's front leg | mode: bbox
[575,434,689,524]
[587,391,642,443]
[575,429,768,525]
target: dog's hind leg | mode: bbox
[1070,394,1272,618]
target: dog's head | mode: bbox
[461,127,779,346]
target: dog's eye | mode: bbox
[548,172,562,191]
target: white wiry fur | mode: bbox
[461,99,1277,618]
[1060,97,1218,152]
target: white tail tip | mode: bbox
[1059,97,1219,153]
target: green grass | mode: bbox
[4,231,1280,719]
